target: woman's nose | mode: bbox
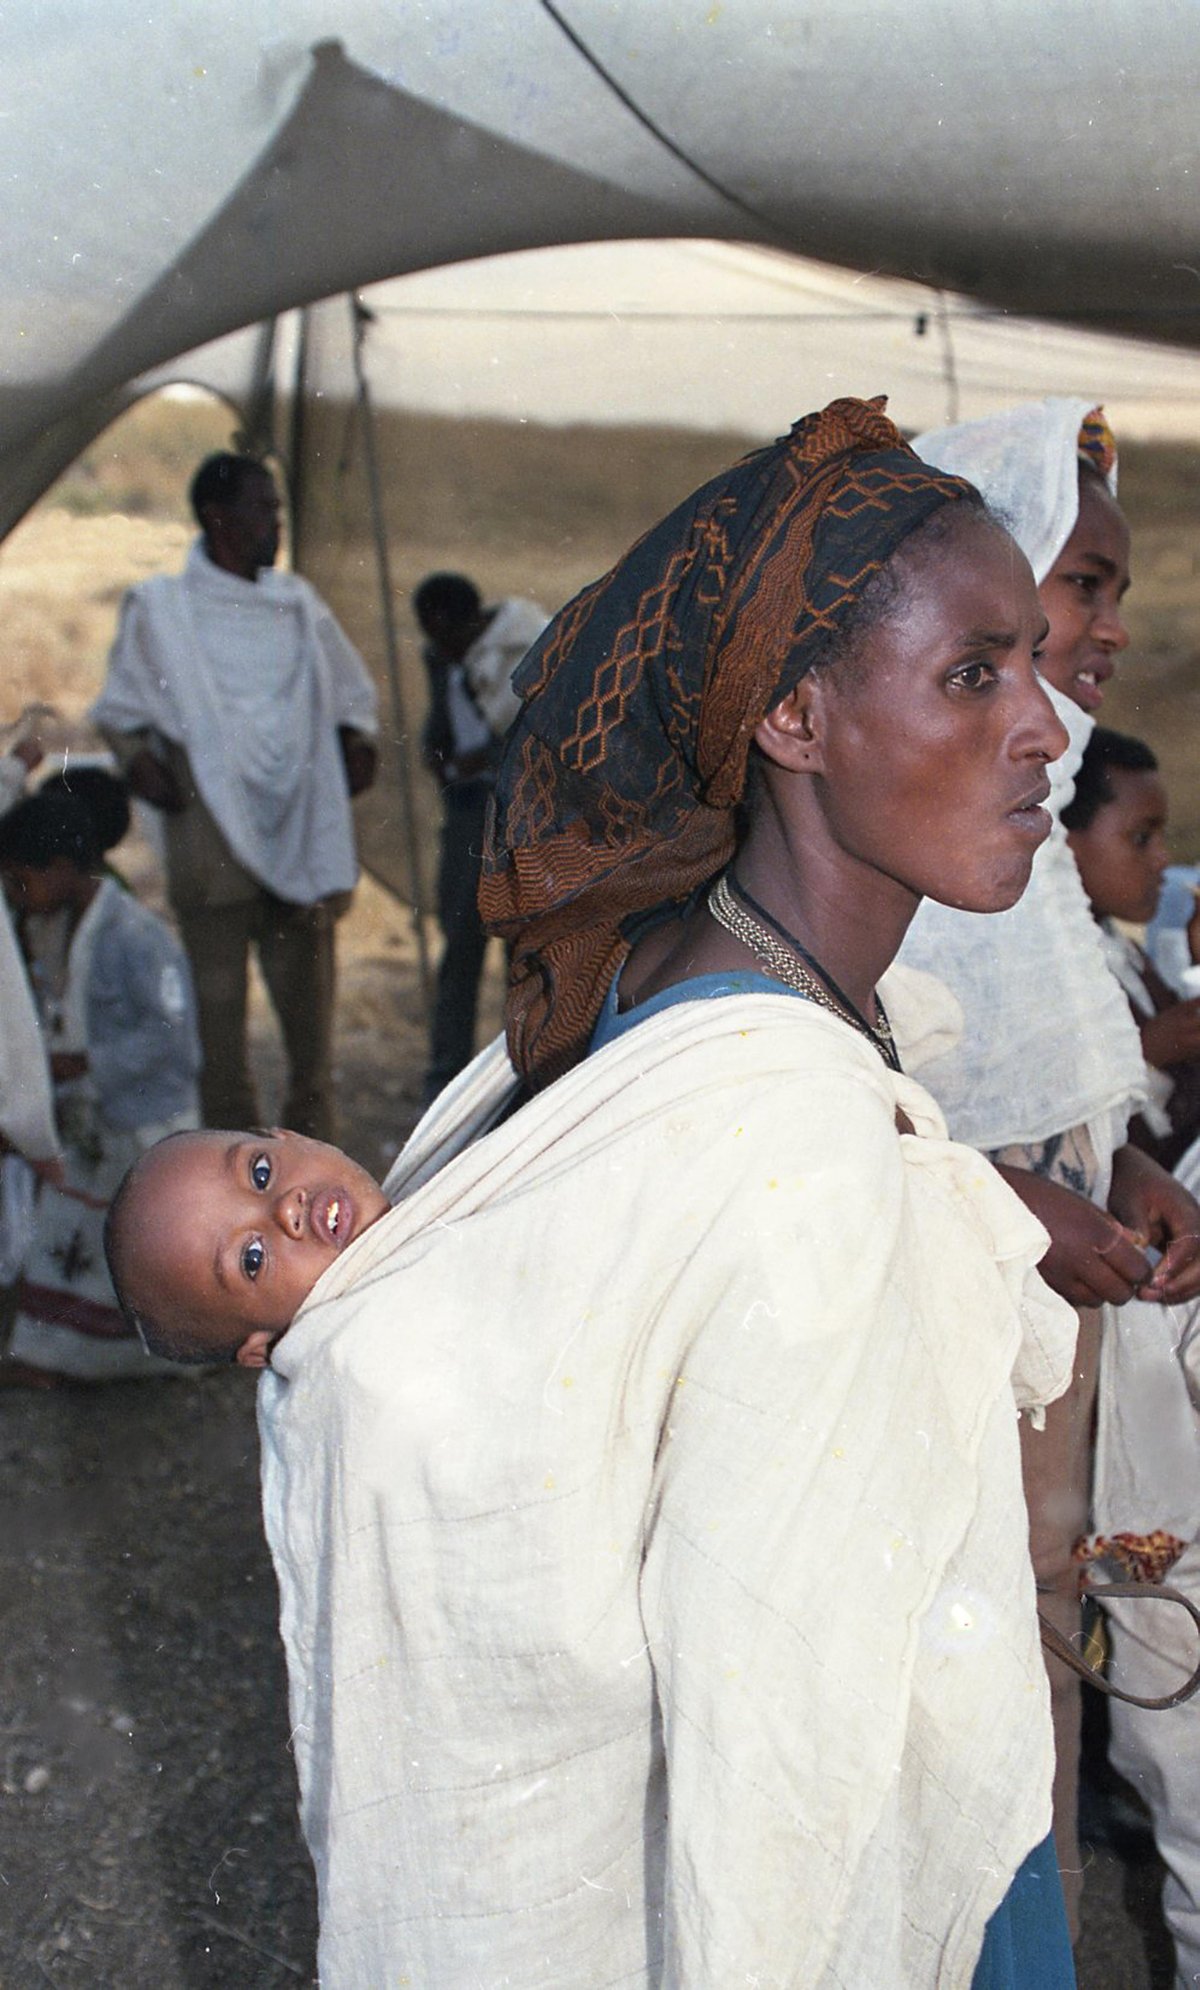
[1095,594,1130,652]
[1020,675,1070,763]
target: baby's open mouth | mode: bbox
[313,1191,351,1247]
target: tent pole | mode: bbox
[348,294,433,1015]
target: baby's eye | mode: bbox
[250,1153,271,1191]
[241,1237,266,1281]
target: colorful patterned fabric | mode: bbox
[480,396,976,1088]
[1077,406,1117,482]
[1076,1530,1189,1587]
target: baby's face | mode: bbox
[121,1129,389,1351]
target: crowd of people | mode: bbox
[6,401,1200,1984]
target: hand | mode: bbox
[1187,888,1200,966]
[125,746,185,813]
[1108,1143,1200,1303]
[1141,1000,1200,1069]
[993,1162,1152,1308]
[338,727,378,799]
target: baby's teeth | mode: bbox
[328,1197,340,1236]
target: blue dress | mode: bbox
[592,969,1077,1989]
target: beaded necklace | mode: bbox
[706,870,901,1070]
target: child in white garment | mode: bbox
[1064,725,1200,1173]
[104,1126,390,1368]
[0,787,201,1380]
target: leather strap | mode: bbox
[1039,1580,1200,1711]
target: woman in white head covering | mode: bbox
[899,397,1200,1942]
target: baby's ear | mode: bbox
[235,1330,276,1370]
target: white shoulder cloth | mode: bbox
[260,995,1075,1989]
[92,542,377,903]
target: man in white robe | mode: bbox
[92,454,378,1140]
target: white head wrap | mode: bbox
[914,396,1117,583]
[895,398,1147,1162]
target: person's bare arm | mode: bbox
[1108,1142,1200,1304]
[339,726,378,798]
[121,744,186,814]
[1141,999,1200,1069]
[992,1162,1152,1308]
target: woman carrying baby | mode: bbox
[260,399,1110,1986]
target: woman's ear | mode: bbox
[753,676,829,774]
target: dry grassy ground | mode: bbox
[1,398,1197,1985]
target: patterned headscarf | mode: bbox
[481,397,977,1089]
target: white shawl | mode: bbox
[0,754,57,1163]
[91,542,377,903]
[899,400,1147,1154]
[260,994,1075,1988]
[0,898,57,1162]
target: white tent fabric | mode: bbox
[352,241,1200,442]
[4,1,1200,534]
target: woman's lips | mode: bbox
[1073,659,1113,711]
[1006,779,1052,838]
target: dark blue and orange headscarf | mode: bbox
[481,396,978,1088]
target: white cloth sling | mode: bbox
[898,400,1147,1155]
[91,541,377,904]
[259,993,1075,1989]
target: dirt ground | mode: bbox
[3,405,1200,1984]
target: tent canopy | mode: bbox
[5,1,1200,533]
